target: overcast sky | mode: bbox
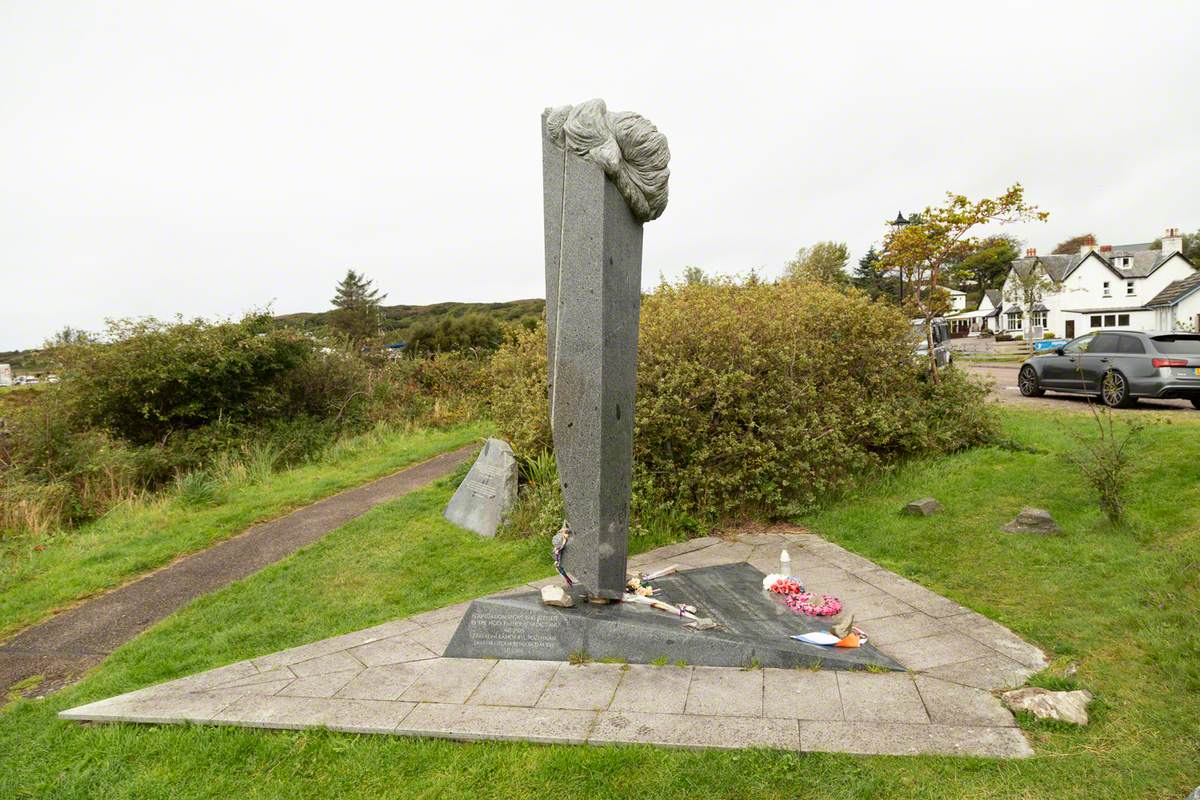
[3,2,1198,349]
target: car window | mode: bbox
[1062,334,1094,354]
[1115,335,1146,354]
[1088,333,1120,353]
[1151,335,1200,355]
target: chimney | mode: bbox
[1025,247,1037,258]
[1162,227,1183,257]
[1079,234,1098,258]
[1099,244,1112,254]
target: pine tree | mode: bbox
[331,269,386,345]
[852,245,894,299]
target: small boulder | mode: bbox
[540,585,575,608]
[1002,506,1061,534]
[904,498,942,516]
[1002,687,1092,725]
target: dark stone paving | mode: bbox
[444,563,900,671]
[0,444,476,696]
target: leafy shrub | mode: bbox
[53,314,314,445]
[1063,405,1143,525]
[490,277,996,522]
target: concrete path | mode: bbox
[1,444,477,696]
[62,531,1047,758]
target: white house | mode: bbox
[946,289,1002,336]
[999,228,1198,339]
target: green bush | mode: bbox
[490,277,996,522]
[1,314,492,537]
[53,314,314,445]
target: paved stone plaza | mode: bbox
[61,531,1046,757]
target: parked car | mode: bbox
[1018,330,1200,408]
[912,318,953,369]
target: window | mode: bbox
[1103,281,1111,297]
[1105,314,1117,327]
[1089,333,1121,353]
[1151,335,1200,354]
[1126,280,1135,296]
[1031,311,1048,328]
[1118,314,1129,326]
[1063,333,1095,354]
[1006,311,1023,330]
[1116,335,1146,354]
[1090,315,1102,327]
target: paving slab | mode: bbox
[467,659,559,707]
[878,631,996,672]
[863,611,950,646]
[398,658,494,704]
[336,661,432,701]
[609,664,692,714]
[398,702,595,744]
[837,672,928,723]
[277,669,360,698]
[799,721,1033,758]
[763,668,842,720]
[923,653,1037,692]
[914,675,1016,727]
[347,635,438,667]
[684,666,762,717]
[592,711,799,750]
[212,694,414,733]
[537,663,623,710]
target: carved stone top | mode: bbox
[544,99,670,222]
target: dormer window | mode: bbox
[1103,281,1111,297]
[1126,280,1135,296]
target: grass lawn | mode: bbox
[0,422,490,639]
[1,406,1198,798]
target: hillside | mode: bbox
[276,298,545,343]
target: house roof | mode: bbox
[1011,254,1078,282]
[1011,249,1185,282]
[1062,305,1154,315]
[1145,272,1200,308]
[984,289,1002,307]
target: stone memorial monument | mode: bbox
[443,438,518,538]
[443,100,898,672]
[541,98,669,600]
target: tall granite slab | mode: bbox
[443,439,517,538]
[542,107,647,599]
[445,562,900,671]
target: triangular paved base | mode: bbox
[59,531,1047,757]
[445,563,900,671]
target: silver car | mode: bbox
[1018,330,1200,408]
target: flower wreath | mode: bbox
[768,577,842,617]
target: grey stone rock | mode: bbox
[1002,506,1061,534]
[543,108,646,599]
[1001,687,1092,725]
[904,497,942,516]
[443,562,901,671]
[1187,787,1200,800]
[540,585,575,608]
[442,439,517,538]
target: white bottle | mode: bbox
[779,548,791,577]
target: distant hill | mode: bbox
[276,298,545,344]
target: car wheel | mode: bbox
[1101,370,1136,408]
[1018,365,1044,397]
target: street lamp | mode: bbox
[890,211,911,303]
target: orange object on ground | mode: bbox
[834,632,861,648]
